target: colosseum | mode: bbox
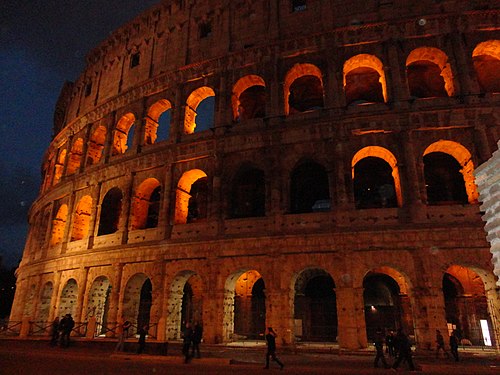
[8,0,500,351]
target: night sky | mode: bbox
[0,0,160,268]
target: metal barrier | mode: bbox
[29,321,51,336]
[0,320,21,336]
[129,322,158,340]
[94,321,118,338]
[71,322,87,337]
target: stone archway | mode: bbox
[36,282,53,323]
[58,279,78,318]
[122,273,152,334]
[86,276,111,336]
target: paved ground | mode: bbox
[0,339,498,374]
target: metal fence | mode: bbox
[0,320,21,336]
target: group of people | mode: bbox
[436,329,460,362]
[50,313,75,348]
[182,321,203,363]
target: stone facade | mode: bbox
[10,0,500,350]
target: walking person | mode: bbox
[49,317,59,346]
[435,330,449,358]
[115,320,131,352]
[182,322,193,363]
[137,324,148,354]
[264,327,284,370]
[391,328,415,371]
[374,328,390,368]
[449,330,460,362]
[191,321,203,359]
[59,314,75,348]
[385,330,395,357]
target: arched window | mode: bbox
[284,63,324,115]
[71,195,93,241]
[50,204,68,246]
[53,148,67,185]
[406,47,455,98]
[145,99,172,144]
[184,87,215,134]
[112,113,135,155]
[86,125,106,166]
[232,75,266,121]
[174,170,208,224]
[66,138,84,175]
[130,178,162,230]
[343,54,387,105]
[472,40,500,93]
[230,166,265,218]
[97,188,123,235]
[290,160,330,213]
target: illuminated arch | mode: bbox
[423,140,478,203]
[175,169,208,224]
[343,54,388,103]
[406,47,455,97]
[50,204,68,246]
[71,195,93,241]
[112,113,136,155]
[184,87,215,134]
[87,125,106,166]
[352,146,402,207]
[231,75,266,121]
[53,148,67,185]
[130,178,161,230]
[145,99,172,144]
[472,40,500,93]
[284,63,324,115]
[66,137,84,175]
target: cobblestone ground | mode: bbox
[0,339,498,374]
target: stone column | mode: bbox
[9,277,29,322]
[202,288,225,344]
[107,263,125,335]
[335,287,368,349]
[48,271,62,322]
[76,267,89,323]
[265,289,294,346]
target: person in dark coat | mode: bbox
[391,328,415,371]
[385,330,395,357]
[137,325,148,354]
[374,328,390,368]
[191,321,203,359]
[435,329,449,358]
[264,327,284,370]
[59,314,75,348]
[49,317,60,346]
[449,330,460,362]
[182,322,193,363]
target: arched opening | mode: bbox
[145,99,172,144]
[86,276,111,336]
[97,188,123,235]
[53,148,67,185]
[293,268,337,342]
[284,63,324,115]
[472,40,500,94]
[363,270,414,342]
[112,113,136,155]
[232,75,266,121]
[70,196,93,241]
[122,274,152,334]
[406,47,455,98]
[223,270,266,341]
[23,285,36,318]
[343,54,388,105]
[50,204,68,246]
[290,160,330,213]
[66,138,84,175]
[36,282,53,323]
[174,169,208,224]
[184,87,215,134]
[230,166,265,218]
[130,178,161,230]
[443,266,496,347]
[59,278,78,318]
[86,125,106,166]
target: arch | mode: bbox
[175,169,208,224]
[131,178,161,230]
[423,140,478,204]
[53,148,67,185]
[145,99,172,144]
[284,63,324,115]
[290,160,330,213]
[71,195,93,241]
[36,282,53,323]
[232,75,266,121]
[406,47,455,97]
[165,270,204,340]
[66,138,84,175]
[50,204,68,246]
[23,284,36,318]
[343,54,388,104]
[86,125,106,166]
[292,268,337,342]
[223,269,266,341]
[86,276,111,335]
[112,113,136,155]
[472,40,500,93]
[352,146,402,208]
[97,187,123,235]
[184,87,215,134]
[59,278,78,317]
[122,273,152,333]
[230,165,266,218]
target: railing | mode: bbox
[71,322,87,337]
[0,320,21,336]
[29,321,51,336]
[94,321,118,338]
[129,322,158,340]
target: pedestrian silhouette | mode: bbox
[264,327,284,370]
